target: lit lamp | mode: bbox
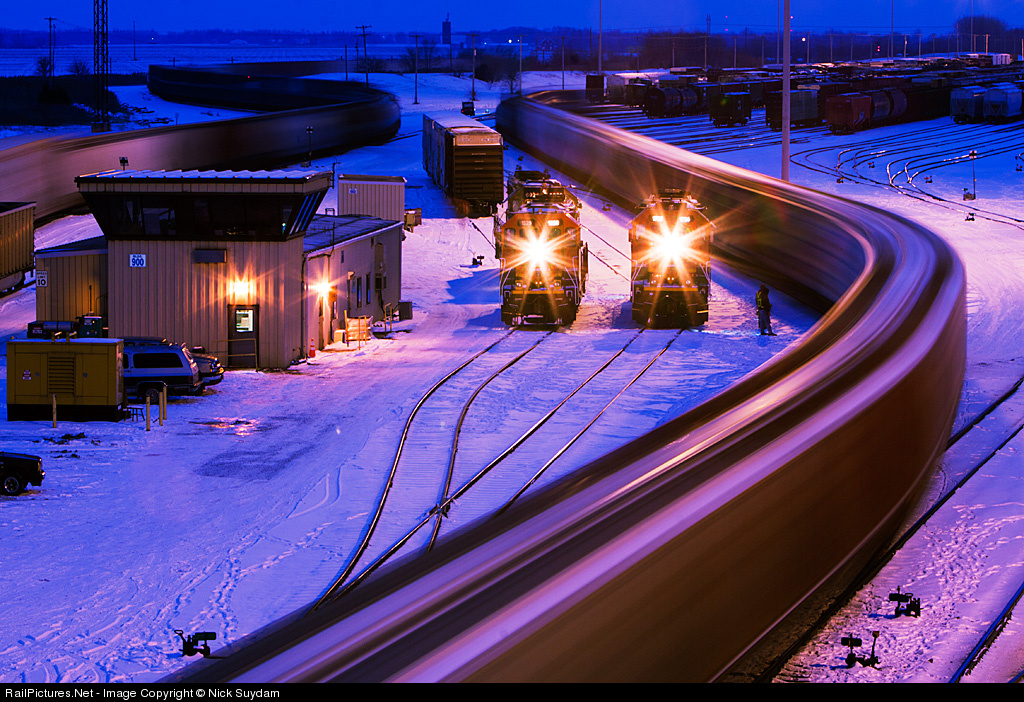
[231,279,252,303]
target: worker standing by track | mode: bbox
[756,284,776,336]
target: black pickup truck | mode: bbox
[0,452,44,495]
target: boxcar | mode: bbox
[710,92,751,127]
[422,112,504,217]
[0,202,35,293]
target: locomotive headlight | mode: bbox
[652,232,690,262]
[523,237,557,266]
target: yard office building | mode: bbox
[36,169,402,369]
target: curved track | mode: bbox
[0,61,400,221]
[166,91,965,682]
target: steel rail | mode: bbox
[169,90,965,683]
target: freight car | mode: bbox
[951,85,988,123]
[765,89,820,130]
[494,175,587,325]
[0,202,35,294]
[422,112,504,217]
[709,92,751,127]
[983,82,1024,122]
[630,191,711,327]
[643,85,702,118]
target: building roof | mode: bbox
[0,202,34,215]
[75,169,333,195]
[338,174,407,184]
[303,215,400,255]
[35,235,108,258]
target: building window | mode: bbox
[356,277,362,308]
[365,273,371,304]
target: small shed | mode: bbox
[336,174,406,222]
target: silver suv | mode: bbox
[123,344,203,403]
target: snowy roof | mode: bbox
[35,235,108,258]
[303,215,400,254]
[337,174,407,184]
[76,169,333,195]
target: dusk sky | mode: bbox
[4,1,1022,35]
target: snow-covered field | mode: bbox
[0,71,818,682]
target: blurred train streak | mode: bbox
[0,78,399,221]
[167,90,965,682]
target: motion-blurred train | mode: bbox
[630,191,711,327]
[495,172,588,325]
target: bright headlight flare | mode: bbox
[506,227,572,278]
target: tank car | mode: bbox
[494,176,588,326]
[630,191,711,327]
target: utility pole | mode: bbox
[598,0,603,73]
[705,15,710,69]
[637,34,641,72]
[517,34,524,95]
[561,35,566,90]
[830,28,833,63]
[806,32,810,63]
[45,16,56,87]
[782,0,790,182]
[411,33,421,104]
[467,32,478,100]
[890,0,894,60]
[356,24,371,85]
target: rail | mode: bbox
[169,91,966,682]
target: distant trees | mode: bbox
[69,58,90,76]
[34,56,53,79]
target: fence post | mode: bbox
[52,394,57,428]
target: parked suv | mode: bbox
[122,337,224,389]
[0,452,44,496]
[123,343,203,403]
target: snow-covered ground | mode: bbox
[0,71,818,682]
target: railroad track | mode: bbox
[311,327,688,609]
[791,120,1024,229]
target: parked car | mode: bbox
[0,452,44,496]
[122,344,203,403]
[122,337,224,389]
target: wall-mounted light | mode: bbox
[231,279,253,303]
[313,280,331,298]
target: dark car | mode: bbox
[0,452,44,496]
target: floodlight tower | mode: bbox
[93,0,110,131]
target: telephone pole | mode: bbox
[356,24,371,85]
[45,16,56,87]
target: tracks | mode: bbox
[791,119,1024,229]
[311,328,685,609]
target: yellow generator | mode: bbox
[7,339,123,422]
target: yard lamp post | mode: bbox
[306,126,313,167]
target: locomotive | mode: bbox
[495,173,588,325]
[630,191,711,327]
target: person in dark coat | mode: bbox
[756,284,776,336]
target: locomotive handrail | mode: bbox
[171,93,965,682]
